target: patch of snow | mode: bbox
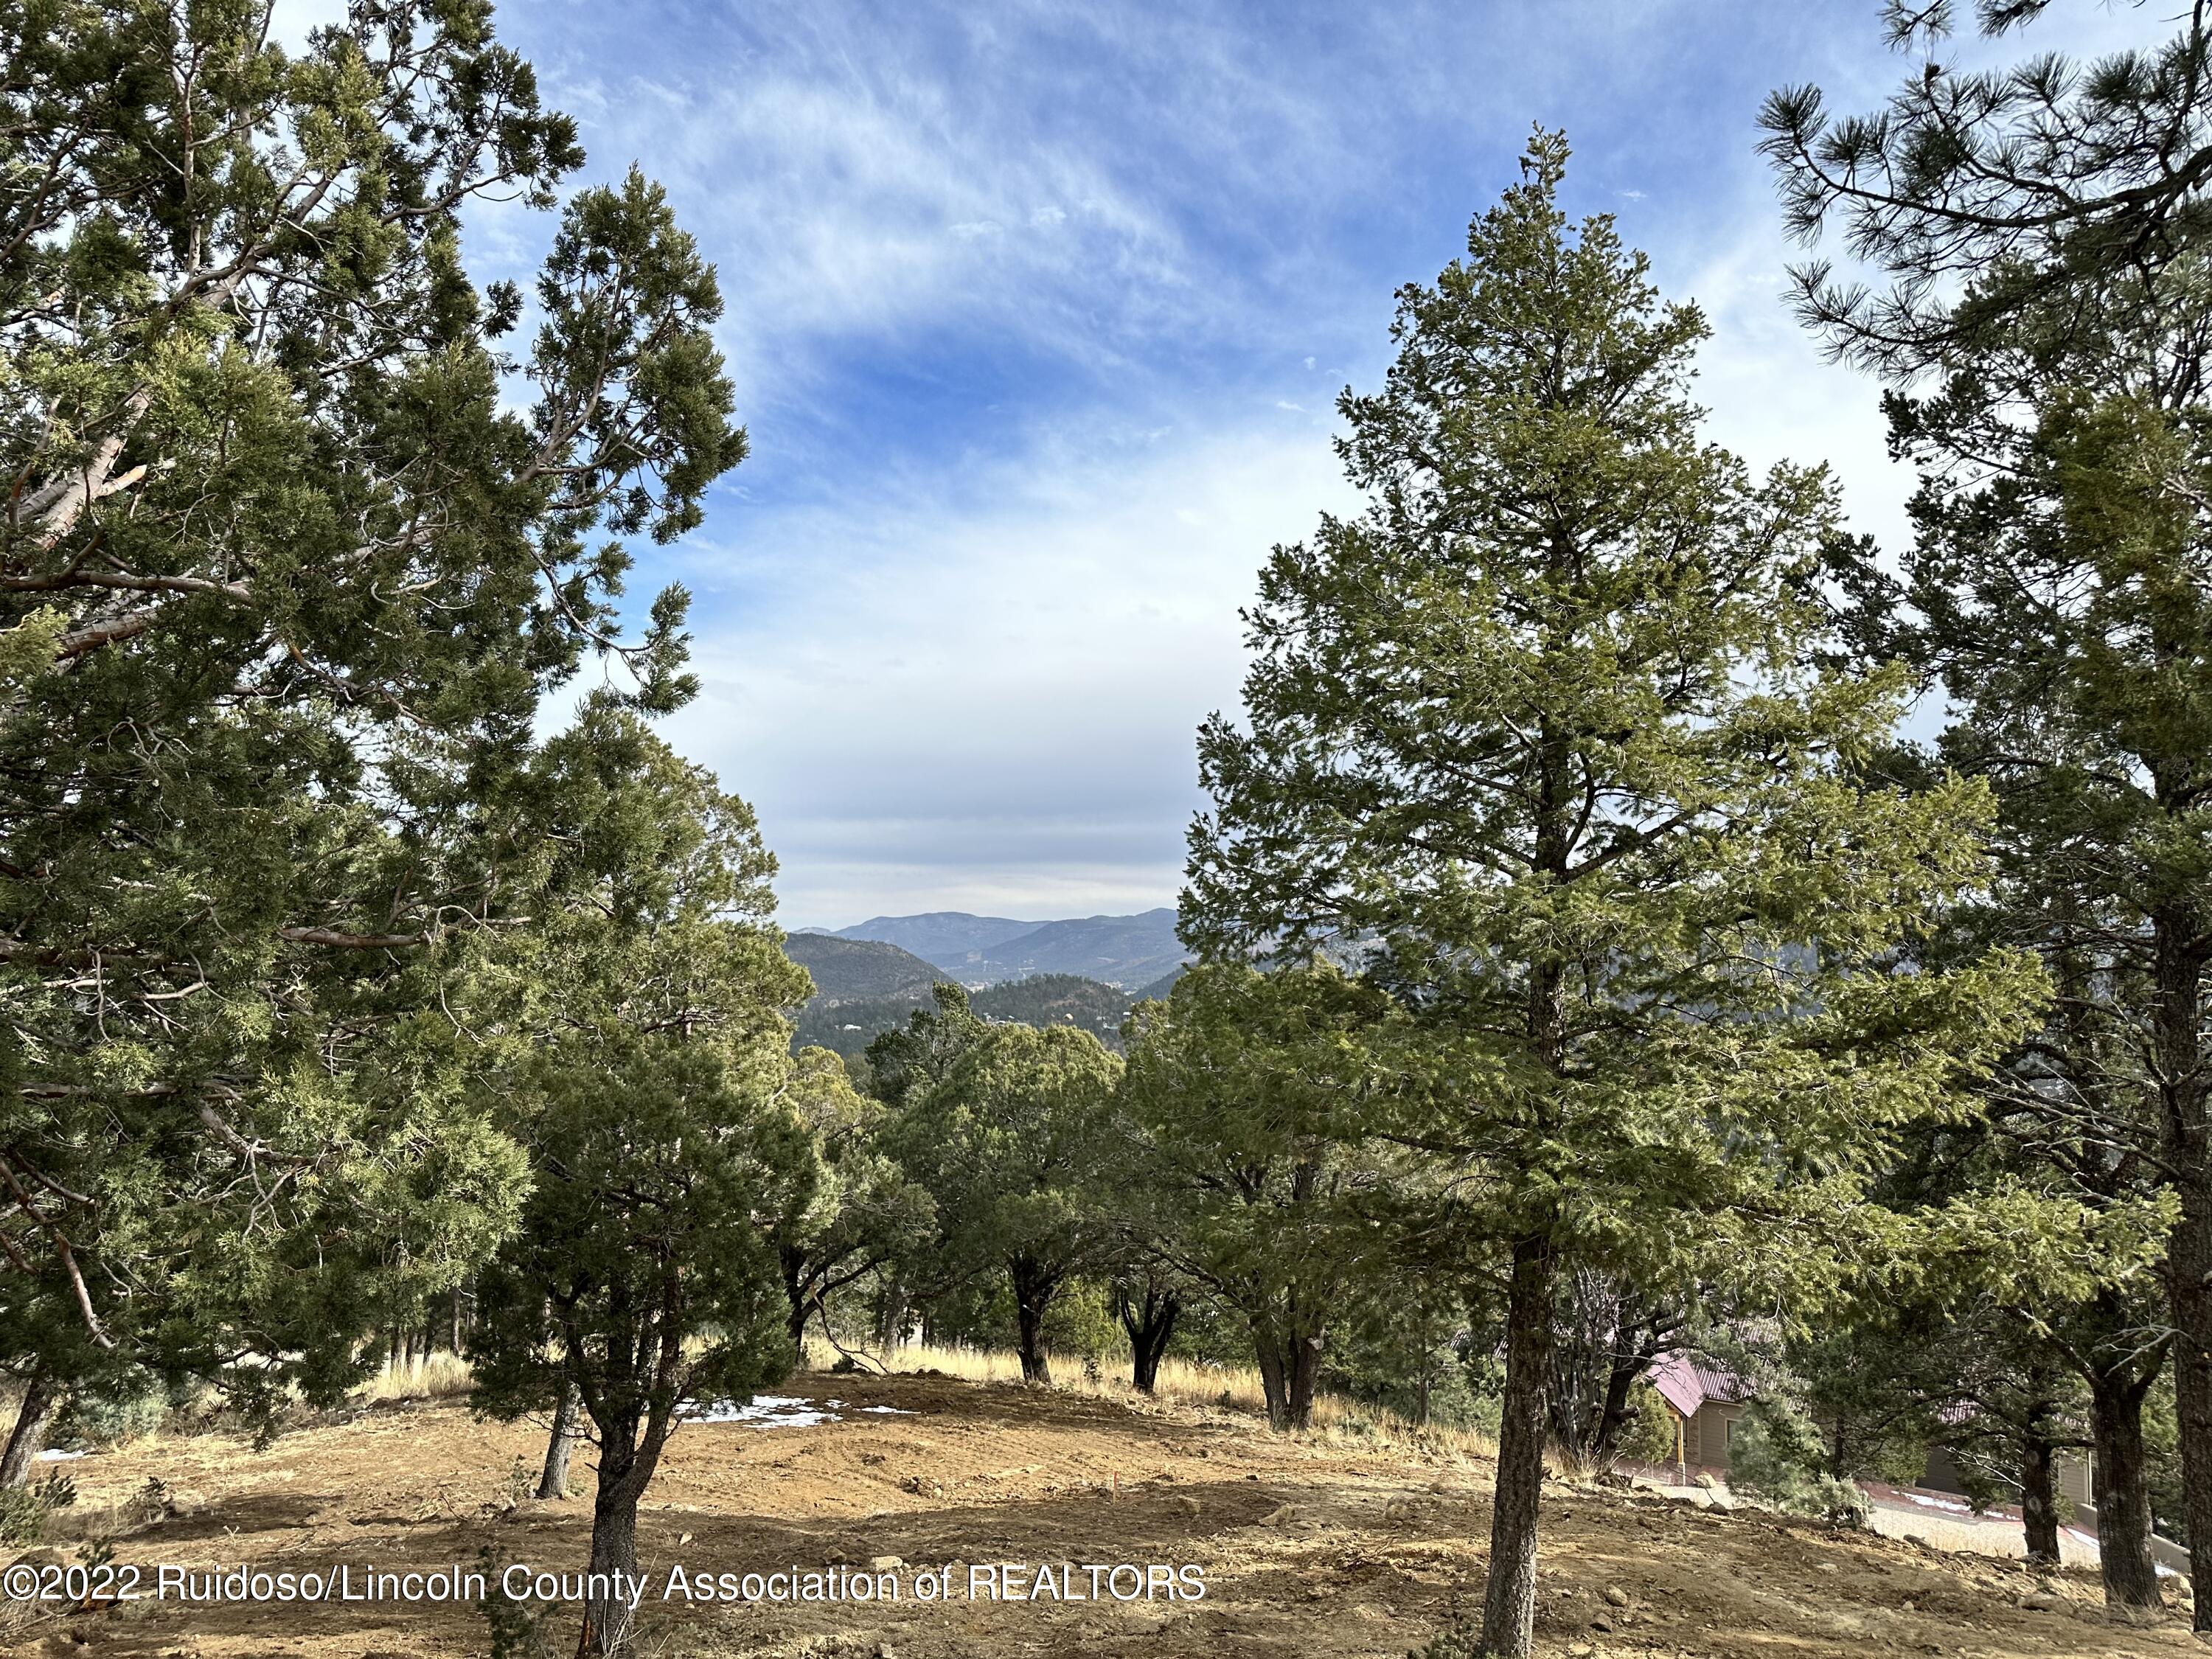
[682,1394,917,1428]
[35,1448,86,1461]
[686,1395,837,1429]
[1902,1491,1975,1515]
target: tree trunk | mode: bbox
[2090,1372,2163,1608]
[1010,1257,1057,1384]
[1589,1341,1648,1470]
[2154,906,2212,1630]
[1251,1307,1323,1431]
[451,1286,465,1357]
[538,1382,581,1501]
[0,1373,60,1490]
[582,1439,643,1658]
[875,1276,909,1352]
[1253,1332,1288,1428]
[1285,1329,1321,1430]
[1479,1236,1556,1659]
[2020,1435,2062,1568]
[780,1243,816,1349]
[1116,1281,1180,1394]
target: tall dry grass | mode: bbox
[813,1338,1497,1462]
[355,1349,474,1404]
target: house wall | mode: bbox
[1686,1401,1745,1470]
[1922,1444,1968,1496]
[2056,1453,2091,1507]
[1924,1447,2096,1509]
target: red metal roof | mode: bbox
[1649,1350,1746,1418]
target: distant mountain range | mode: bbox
[813,908,1191,990]
[781,914,1194,1062]
[812,912,1040,962]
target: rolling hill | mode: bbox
[781,933,942,1004]
[830,907,1190,988]
[829,912,1040,962]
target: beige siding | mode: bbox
[1693,1402,1745,1470]
[2056,1453,2091,1507]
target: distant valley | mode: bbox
[799,907,1190,991]
[783,909,1192,1058]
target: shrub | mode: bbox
[1617,1380,1678,1467]
[1727,1397,1869,1526]
[0,1472,77,1545]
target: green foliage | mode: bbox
[1188,131,2040,1310]
[791,973,1138,1059]
[1760,2,2212,375]
[468,705,813,1654]
[1120,962,1401,1430]
[0,0,742,1432]
[1727,1398,1871,1526]
[53,1383,168,1451]
[476,1545,558,1659]
[0,1472,75,1546]
[771,1046,932,1344]
[1617,1381,1677,1468]
[887,1021,1121,1379]
[865,984,989,1110]
[1041,1279,1123,1363]
[1181,130,2042,1651]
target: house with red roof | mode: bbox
[1649,1350,1748,1475]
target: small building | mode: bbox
[1650,1351,1747,1475]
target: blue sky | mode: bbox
[293,1,2151,928]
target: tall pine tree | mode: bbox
[1184,133,2041,1659]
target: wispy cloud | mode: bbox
[413,0,2170,922]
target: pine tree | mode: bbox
[1183,132,2042,1658]
[1767,1,2212,1607]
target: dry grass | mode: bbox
[353,1349,473,1404]
[818,1338,1498,1461]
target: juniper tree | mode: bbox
[0,0,743,1422]
[1118,962,1397,1430]
[472,703,812,1658]
[1184,133,2041,1659]
[768,1045,931,1350]
[860,984,987,1345]
[886,1022,1120,1383]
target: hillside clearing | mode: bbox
[1,1368,2191,1658]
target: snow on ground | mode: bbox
[686,1395,914,1428]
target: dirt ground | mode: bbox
[1,1368,2198,1658]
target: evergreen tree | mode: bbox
[0,0,742,1431]
[886,1022,1120,1382]
[471,703,811,1658]
[1183,132,2042,1658]
[1119,961,1396,1430]
[768,1045,931,1350]
[1771,4,2212,1591]
[1759,0,2212,374]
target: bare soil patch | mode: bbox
[1,1369,2194,1658]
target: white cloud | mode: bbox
[662,417,1355,927]
[467,0,2173,926]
